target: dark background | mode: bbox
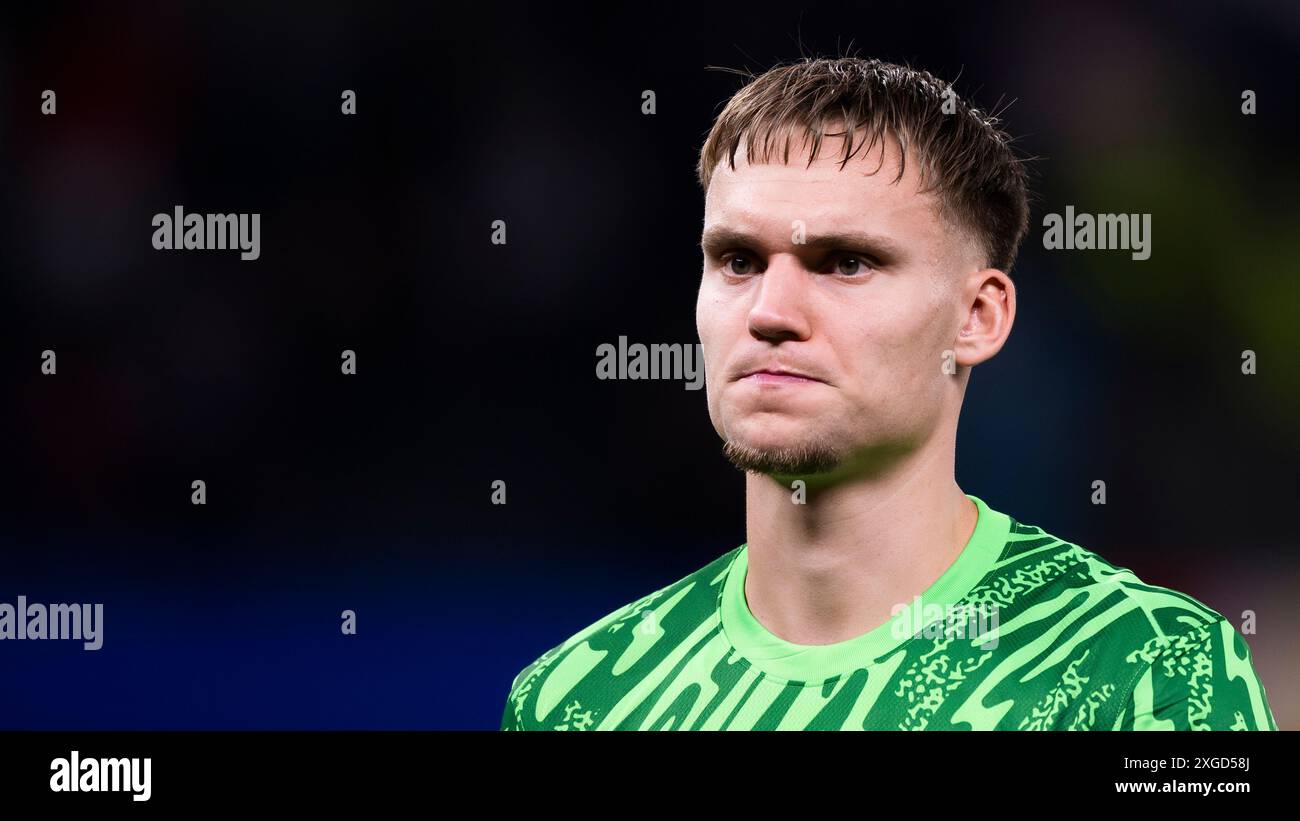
[0,1,1296,729]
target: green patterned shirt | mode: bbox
[502,494,1277,730]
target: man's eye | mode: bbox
[833,254,872,276]
[722,254,756,275]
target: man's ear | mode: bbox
[955,269,1015,367]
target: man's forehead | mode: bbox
[705,149,937,234]
[715,129,914,180]
[707,132,929,209]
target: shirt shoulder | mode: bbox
[500,547,739,731]
[983,515,1276,730]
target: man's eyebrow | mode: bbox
[699,227,905,260]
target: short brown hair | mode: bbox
[697,56,1032,274]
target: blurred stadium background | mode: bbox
[0,1,1296,728]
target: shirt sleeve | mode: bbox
[1112,619,1277,730]
[500,693,518,731]
[500,667,527,731]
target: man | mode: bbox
[501,57,1276,730]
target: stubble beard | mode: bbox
[720,433,847,477]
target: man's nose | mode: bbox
[748,256,812,342]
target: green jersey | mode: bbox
[501,494,1277,730]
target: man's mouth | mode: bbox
[738,368,824,385]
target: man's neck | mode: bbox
[742,435,977,647]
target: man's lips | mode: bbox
[737,368,825,385]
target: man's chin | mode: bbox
[720,437,845,477]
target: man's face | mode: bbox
[695,133,984,480]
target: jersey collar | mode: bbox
[718,493,1012,684]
